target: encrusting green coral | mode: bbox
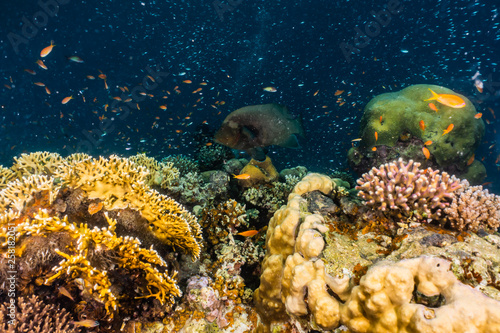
[348,84,486,183]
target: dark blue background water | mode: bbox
[1,0,499,192]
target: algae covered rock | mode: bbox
[348,84,485,184]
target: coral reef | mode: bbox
[161,154,199,176]
[242,175,301,214]
[356,158,500,232]
[0,295,80,333]
[196,144,234,171]
[56,155,201,259]
[444,179,500,232]
[11,151,64,177]
[238,156,279,188]
[347,84,485,184]
[254,172,500,332]
[356,158,461,222]
[200,199,249,246]
[130,153,180,188]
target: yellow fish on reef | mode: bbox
[233,173,251,180]
[424,88,466,108]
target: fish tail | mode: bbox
[424,88,439,101]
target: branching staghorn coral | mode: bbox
[444,179,500,232]
[356,158,462,221]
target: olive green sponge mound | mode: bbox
[358,84,484,168]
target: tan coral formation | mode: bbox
[254,172,500,333]
[342,256,500,333]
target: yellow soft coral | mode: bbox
[0,166,15,190]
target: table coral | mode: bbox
[347,84,485,184]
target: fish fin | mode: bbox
[279,134,301,149]
[423,88,439,101]
[247,147,267,161]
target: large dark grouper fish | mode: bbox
[214,103,305,161]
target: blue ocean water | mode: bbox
[0,0,498,192]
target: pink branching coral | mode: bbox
[356,158,462,220]
[444,180,500,232]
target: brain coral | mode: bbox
[348,84,485,183]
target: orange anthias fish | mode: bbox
[263,86,277,92]
[237,230,259,237]
[374,131,378,141]
[424,140,433,146]
[36,59,47,70]
[61,96,73,104]
[422,147,430,160]
[474,113,482,119]
[371,147,377,151]
[419,120,426,132]
[442,124,454,136]
[233,173,251,180]
[40,41,55,57]
[467,154,475,166]
[71,320,99,328]
[334,90,344,96]
[428,103,438,112]
[424,88,466,108]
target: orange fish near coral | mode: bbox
[428,103,438,112]
[424,140,433,146]
[233,173,251,180]
[61,96,73,104]
[371,147,377,151]
[424,88,466,108]
[88,202,103,215]
[474,113,482,119]
[467,154,475,166]
[71,320,99,328]
[237,230,259,237]
[422,147,430,160]
[40,41,55,57]
[374,131,378,141]
[442,124,454,136]
[419,120,426,132]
